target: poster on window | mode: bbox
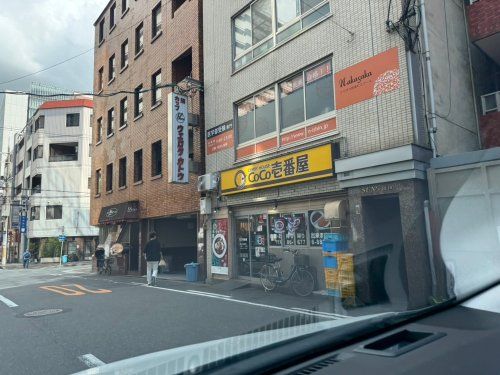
[308,210,332,247]
[211,219,229,275]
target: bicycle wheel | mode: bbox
[260,264,278,291]
[290,268,315,297]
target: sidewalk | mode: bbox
[0,260,91,270]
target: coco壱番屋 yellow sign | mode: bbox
[221,144,334,195]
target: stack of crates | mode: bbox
[336,253,355,298]
[322,233,348,297]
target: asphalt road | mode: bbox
[0,264,344,375]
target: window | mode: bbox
[121,39,128,69]
[107,108,115,135]
[134,149,143,182]
[15,184,22,196]
[110,3,116,29]
[134,84,143,117]
[232,0,331,69]
[30,206,40,221]
[98,67,104,91]
[66,113,80,127]
[96,169,102,194]
[88,177,92,189]
[172,0,186,16]
[89,143,93,157]
[135,22,144,54]
[97,117,103,142]
[236,87,276,144]
[98,18,105,43]
[49,143,78,162]
[235,59,334,147]
[16,161,23,174]
[151,140,162,176]
[34,145,43,160]
[108,54,116,81]
[31,174,41,194]
[122,0,129,13]
[152,3,162,38]
[119,157,127,187]
[106,163,113,192]
[27,148,32,164]
[46,205,62,220]
[269,213,307,247]
[151,70,161,106]
[35,115,44,132]
[120,97,128,127]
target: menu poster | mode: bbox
[211,219,229,275]
[308,210,332,246]
[269,214,284,247]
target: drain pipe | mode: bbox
[419,0,438,158]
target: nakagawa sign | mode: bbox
[167,92,189,183]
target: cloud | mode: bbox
[0,0,109,92]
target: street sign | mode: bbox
[20,216,27,234]
[58,235,67,242]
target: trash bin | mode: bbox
[184,262,199,282]
[62,255,68,264]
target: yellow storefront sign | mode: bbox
[221,144,334,195]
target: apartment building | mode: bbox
[90,0,204,275]
[11,98,98,261]
[202,0,480,308]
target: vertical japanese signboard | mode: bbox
[167,92,189,183]
[211,219,229,275]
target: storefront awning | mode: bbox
[98,201,139,224]
[324,199,348,220]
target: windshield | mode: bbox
[0,0,499,374]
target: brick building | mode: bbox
[202,0,480,309]
[90,0,204,275]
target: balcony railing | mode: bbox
[49,154,78,162]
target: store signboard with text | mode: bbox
[207,121,234,155]
[211,219,229,275]
[221,144,334,195]
[335,47,400,110]
[167,92,189,183]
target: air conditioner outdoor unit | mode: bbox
[200,197,212,215]
[197,173,218,192]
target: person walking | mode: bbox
[22,249,31,269]
[144,232,161,286]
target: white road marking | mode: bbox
[291,307,348,319]
[0,294,18,307]
[78,354,105,368]
[186,290,232,299]
[147,285,339,319]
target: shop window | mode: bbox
[269,213,307,247]
[66,113,80,127]
[46,205,62,220]
[134,149,143,182]
[106,163,113,192]
[232,0,330,70]
[151,140,162,177]
[30,206,40,221]
[119,156,127,187]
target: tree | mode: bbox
[40,238,61,258]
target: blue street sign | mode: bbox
[58,235,67,242]
[20,216,27,234]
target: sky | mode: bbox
[0,0,109,93]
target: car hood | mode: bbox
[74,313,392,375]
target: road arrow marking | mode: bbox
[0,294,18,307]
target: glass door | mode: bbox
[236,214,268,277]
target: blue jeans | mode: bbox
[23,259,30,268]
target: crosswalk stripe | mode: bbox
[0,294,18,307]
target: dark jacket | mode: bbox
[144,238,161,262]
